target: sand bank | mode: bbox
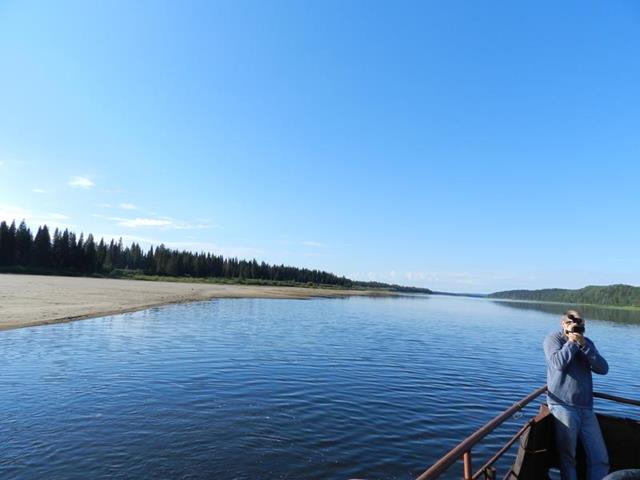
[0,274,392,331]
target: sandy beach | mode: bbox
[0,274,392,331]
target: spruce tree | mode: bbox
[0,221,9,266]
[60,229,71,268]
[52,228,63,268]
[0,219,360,289]
[33,225,52,267]
[96,238,106,272]
[4,220,18,265]
[83,234,97,273]
[74,233,85,270]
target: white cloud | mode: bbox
[0,204,73,229]
[171,222,216,230]
[68,176,95,189]
[117,218,173,228]
[119,203,137,210]
[0,204,31,222]
[349,269,538,293]
[302,240,325,248]
[90,234,264,259]
[93,232,160,245]
[168,241,265,259]
[401,270,479,285]
[48,213,70,220]
[93,212,216,230]
[32,188,46,194]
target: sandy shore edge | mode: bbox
[0,274,396,332]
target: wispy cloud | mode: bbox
[0,204,31,222]
[91,233,264,259]
[93,232,160,245]
[68,176,95,189]
[117,217,173,227]
[302,240,326,248]
[93,213,216,230]
[119,203,138,210]
[171,221,217,230]
[48,213,70,220]
[350,269,536,293]
[0,204,73,229]
[32,188,47,194]
[168,241,265,259]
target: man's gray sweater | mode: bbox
[543,330,609,408]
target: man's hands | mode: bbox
[563,319,587,348]
[567,332,586,348]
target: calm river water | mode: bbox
[2,295,640,479]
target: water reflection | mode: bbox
[1,296,638,480]
[491,299,640,325]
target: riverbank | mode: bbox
[0,274,396,331]
[489,296,640,312]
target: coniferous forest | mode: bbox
[489,285,640,308]
[0,219,432,293]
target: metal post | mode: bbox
[463,451,473,480]
[415,385,548,480]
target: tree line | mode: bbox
[489,285,640,308]
[0,219,354,286]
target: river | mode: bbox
[2,295,639,479]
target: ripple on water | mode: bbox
[1,296,639,479]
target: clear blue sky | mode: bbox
[1,1,639,293]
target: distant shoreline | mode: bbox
[488,296,640,312]
[430,291,640,312]
[0,274,399,332]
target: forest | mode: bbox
[489,285,640,308]
[0,219,431,293]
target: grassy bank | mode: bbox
[111,270,373,290]
[0,266,405,292]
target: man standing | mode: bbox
[544,310,610,480]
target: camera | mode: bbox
[566,323,585,334]
[565,313,585,335]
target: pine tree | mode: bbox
[3,220,18,265]
[60,229,71,268]
[104,240,115,272]
[0,219,362,289]
[115,238,124,269]
[52,228,62,268]
[96,238,106,272]
[74,233,85,270]
[33,225,52,267]
[166,255,179,276]
[0,221,10,266]
[146,246,155,274]
[83,234,97,273]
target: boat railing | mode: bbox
[414,385,640,480]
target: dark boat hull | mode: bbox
[510,405,640,479]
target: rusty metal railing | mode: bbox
[414,386,640,480]
[415,385,548,480]
[594,391,640,407]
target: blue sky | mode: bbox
[1,1,639,292]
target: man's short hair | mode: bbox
[562,309,582,322]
